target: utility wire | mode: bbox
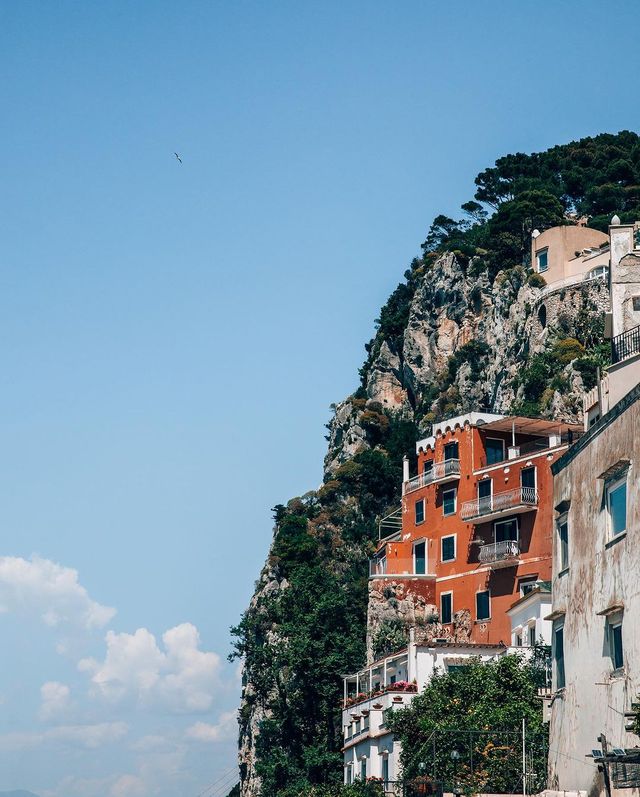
[195,765,239,797]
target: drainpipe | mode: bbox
[597,366,603,416]
[402,456,409,495]
[512,420,516,449]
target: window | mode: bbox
[423,459,433,475]
[443,488,457,516]
[441,534,456,562]
[478,478,492,499]
[528,624,536,647]
[495,518,518,542]
[414,541,426,575]
[360,757,367,781]
[415,498,425,524]
[609,620,624,671]
[485,438,505,465]
[346,764,352,785]
[521,466,536,490]
[518,575,538,596]
[381,755,389,787]
[440,592,453,624]
[606,476,627,538]
[554,625,565,689]
[558,515,569,571]
[444,442,459,461]
[537,249,548,273]
[476,590,490,621]
[515,631,523,647]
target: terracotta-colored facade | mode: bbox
[371,413,582,645]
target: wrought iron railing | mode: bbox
[404,459,460,494]
[460,486,538,520]
[478,539,520,564]
[612,323,640,364]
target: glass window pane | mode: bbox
[444,442,459,461]
[478,479,492,498]
[415,499,425,524]
[609,482,627,536]
[423,460,433,473]
[414,542,426,574]
[495,519,517,541]
[476,590,490,620]
[611,624,624,670]
[486,439,504,465]
[443,489,456,515]
[441,593,452,624]
[521,467,536,489]
[555,627,565,688]
[442,536,455,561]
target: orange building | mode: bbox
[371,412,582,645]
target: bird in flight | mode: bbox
[174,152,182,164]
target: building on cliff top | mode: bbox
[531,221,609,292]
[546,219,640,796]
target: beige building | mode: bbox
[531,223,609,289]
[547,216,640,796]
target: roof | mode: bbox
[506,587,552,615]
[415,641,507,650]
[479,416,583,436]
[416,412,505,452]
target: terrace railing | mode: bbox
[612,323,640,364]
[404,459,460,494]
[478,539,520,565]
[460,486,538,520]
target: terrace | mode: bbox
[461,486,538,523]
[403,458,461,495]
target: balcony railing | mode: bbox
[478,433,581,468]
[612,323,640,364]
[478,539,520,566]
[404,459,461,494]
[460,486,538,520]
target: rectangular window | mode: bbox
[440,592,453,624]
[607,476,627,537]
[495,518,518,542]
[478,479,492,499]
[441,534,456,562]
[609,621,624,671]
[414,541,426,575]
[528,624,536,647]
[346,765,352,785]
[443,488,457,516]
[485,438,505,465]
[537,249,549,273]
[554,625,565,689]
[381,756,389,787]
[518,575,538,596]
[423,459,433,474]
[360,758,367,781]
[444,441,459,461]
[476,590,490,621]
[415,498,425,524]
[558,516,569,571]
[515,631,523,647]
[521,466,536,490]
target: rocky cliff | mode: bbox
[235,247,609,797]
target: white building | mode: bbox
[547,217,640,796]
[341,632,531,789]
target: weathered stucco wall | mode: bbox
[548,387,640,794]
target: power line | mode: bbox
[195,765,239,797]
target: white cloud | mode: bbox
[80,622,221,713]
[0,555,115,630]
[0,721,128,751]
[39,681,71,721]
[110,774,147,797]
[186,710,238,743]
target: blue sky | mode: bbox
[0,1,639,795]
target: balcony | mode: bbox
[460,486,538,523]
[612,323,640,364]
[404,459,461,494]
[478,539,520,568]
